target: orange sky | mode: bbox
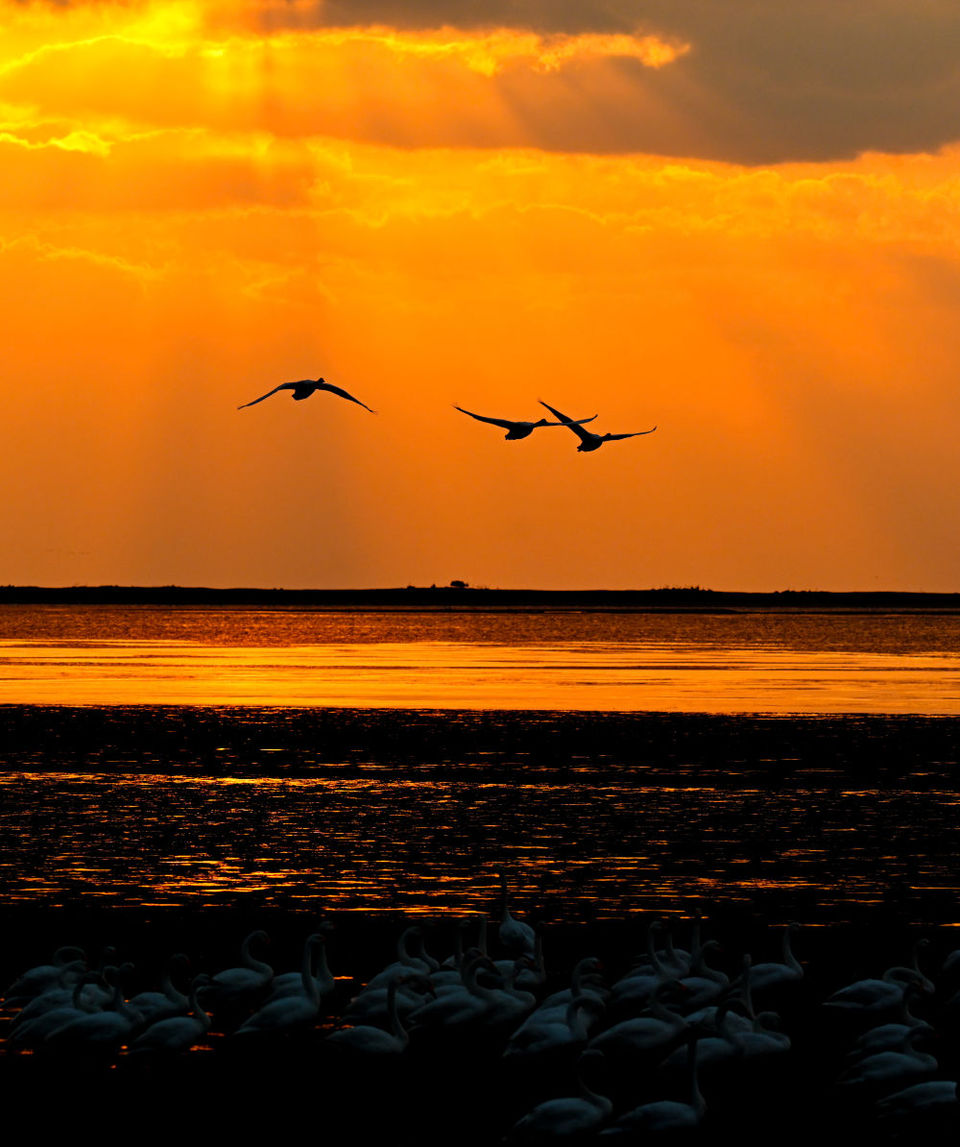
[3,0,960,590]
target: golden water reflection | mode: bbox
[2,607,960,712]
[2,771,958,923]
[2,638,960,712]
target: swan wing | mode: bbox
[602,426,657,441]
[237,383,295,409]
[454,406,519,430]
[541,414,598,427]
[539,400,595,444]
[316,380,376,412]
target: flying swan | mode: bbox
[238,377,376,413]
[454,405,597,440]
[539,400,656,452]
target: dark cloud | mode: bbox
[10,1,960,161]
[253,0,960,162]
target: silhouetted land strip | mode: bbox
[3,584,960,610]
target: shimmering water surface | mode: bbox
[2,765,959,923]
[2,605,960,711]
[1,606,959,925]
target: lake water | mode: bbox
[1,606,959,926]
[2,605,960,712]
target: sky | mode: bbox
[3,0,960,591]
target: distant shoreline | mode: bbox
[2,585,960,611]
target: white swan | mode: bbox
[610,921,682,1012]
[326,972,433,1056]
[407,955,508,1031]
[363,925,438,993]
[130,975,212,1055]
[504,996,604,1061]
[824,966,932,1019]
[454,405,597,440]
[127,953,191,1024]
[238,377,375,412]
[264,931,335,1003]
[506,1050,612,1142]
[234,936,328,1038]
[4,947,86,1006]
[877,1080,958,1118]
[8,971,104,1049]
[588,981,687,1058]
[43,969,141,1056]
[499,872,536,958]
[602,1030,706,1136]
[208,930,273,1009]
[677,939,729,1010]
[846,991,933,1059]
[539,400,656,452]
[838,1042,938,1091]
[739,923,804,997]
[525,956,606,1024]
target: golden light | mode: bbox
[2,0,960,589]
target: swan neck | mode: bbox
[191,983,212,1032]
[782,927,802,974]
[301,939,321,1005]
[687,1036,707,1115]
[241,933,272,977]
[162,958,189,1008]
[386,979,407,1044]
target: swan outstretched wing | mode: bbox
[317,380,376,412]
[542,415,598,428]
[237,383,295,409]
[539,400,595,444]
[603,427,657,441]
[454,406,520,430]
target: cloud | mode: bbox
[6,0,960,160]
[4,2,960,589]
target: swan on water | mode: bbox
[363,925,439,992]
[824,966,932,1019]
[499,872,536,958]
[264,929,335,1003]
[601,1029,706,1137]
[503,996,605,1061]
[588,981,688,1059]
[505,1050,612,1142]
[837,1041,938,1092]
[8,971,105,1049]
[43,967,142,1056]
[877,1079,958,1118]
[130,975,212,1055]
[234,935,329,1038]
[4,947,86,1006]
[734,924,804,998]
[127,953,191,1024]
[207,930,273,1010]
[326,972,434,1056]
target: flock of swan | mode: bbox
[3,883,958,1141]
[237,376,658,452]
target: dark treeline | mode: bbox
[3,584,960,610]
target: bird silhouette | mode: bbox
[238,377,375,412]
[454,405,596,440]
[539,400,656,452]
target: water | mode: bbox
[1,605,959,925]
[2,605,960,711]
